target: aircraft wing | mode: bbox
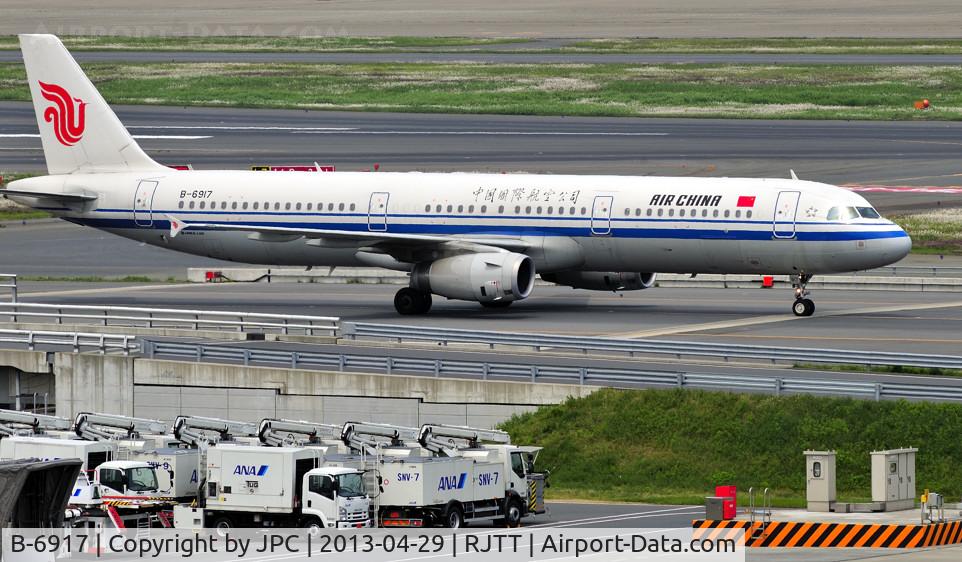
[164,214,531,252]
[1,188,98,202]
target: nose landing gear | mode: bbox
[791,273,815,317]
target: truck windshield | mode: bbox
[125,467,158,492]
[336,473,365,497]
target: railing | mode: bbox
[0,274,16,303]
[140,340,962,403]
[858,266,962,278]
[0,329,137,354]
[0,303,339,336]
[342,323,962,370]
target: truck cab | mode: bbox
[303,467,372,530]
[95,460,167,498]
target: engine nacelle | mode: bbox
[541,271,656,291]
[412,252,536,303]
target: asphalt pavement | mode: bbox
[3,102,962,212]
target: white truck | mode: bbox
[174,445,372,532]
[372,424,547,528]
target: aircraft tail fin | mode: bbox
[18,34,164,175]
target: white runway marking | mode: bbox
[0,133,211,140]
[127,125,357,131]
[291,130,668,136]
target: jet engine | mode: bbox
[411,252,536,303]
[541,271,656,291]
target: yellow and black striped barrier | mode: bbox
[693,519,962,548]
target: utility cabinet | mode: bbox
[871,448,917,511]
[804,450,836,512]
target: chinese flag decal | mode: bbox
[736,196,756,208]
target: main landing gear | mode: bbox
[394,287,432,315]
[791,273,815,317]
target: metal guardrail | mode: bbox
[0,329,137,354]
[0,302,339,336]
[140,340,962,403]
[0,274,16,303]
[343,323,962,370]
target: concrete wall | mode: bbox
[0,350,594,428]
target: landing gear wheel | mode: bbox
[792,298,815,317]
[790,273,815,317]
[480,300,512,309]
[394,288,432,315]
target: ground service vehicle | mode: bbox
[174,445,372,531]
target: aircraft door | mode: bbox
[773,191,801,239]
[590,195,613,235]
[133,180,158,227]
[368,192,389,232]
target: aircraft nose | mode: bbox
[882,228,912,264]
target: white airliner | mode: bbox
[3,35,911,316]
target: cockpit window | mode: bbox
[827,207,839,221]
[843,207,859,220]
[856,207,881,219]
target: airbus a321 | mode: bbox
[3,35,912,316]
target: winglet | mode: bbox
[166,214,189,238]
[790,169,800,180]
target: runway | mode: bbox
[3,102,962,212]
[7,219,962,357]
[4,50,962,65]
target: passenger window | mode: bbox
[515,206,521,213]
[470,205,476,213]
[295,202,302,211]
[581,207,587,215]
[536,206,542,214]
[570,207,576,215]
[189,201,196,209]
[480,205,486,213]
[558,207,564,215]
[724,210,730,218]
[275,203,281,211]
[328,203,334,211]
[285,202,292,210]
[425,204,431,212]
[827,207,839,221]
[339,203,345,211]
[350,203,356,211]
[447,205,453,212]
[316,202,322,209]
[646,209,653,217]
[668,209,674,217]
[253,202,259,210]
[526,206,532,213]
[178,201,184,209]
[222,202,228,210]
[735,210,741,218]
[701,209,707,217]
[657,208,663,217]
[624,208,631,216]
[547,206,553,214]
[306,203,312,211]
[241,202,248,210]
[679,209,685,217]
[199,201,206,209]
[746,210,752,218]
[712,209,718,218]
[231,202,237,210]
[458,205,464,213]
[436,205,442,212]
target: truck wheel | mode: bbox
[211,515,234,537]
[505,498,523,528]
[301,517,323,537]
[442,505,464,529]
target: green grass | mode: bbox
[0,36,524,53]
[0,209,51,221]
[17,275,168,283]
[794,362,962,378]
[563,38,962,55]
[892,209,962,254]
[500,388,962,506]
[0,61,958,120]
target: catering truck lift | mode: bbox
[173,444,372,532]
[372,424,546,528]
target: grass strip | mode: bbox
[500,387,962,507]
[0,61,959,121]
[0,36,525,53]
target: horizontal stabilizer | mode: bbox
[1,188,97,202]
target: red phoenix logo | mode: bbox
[39,81,86,146]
